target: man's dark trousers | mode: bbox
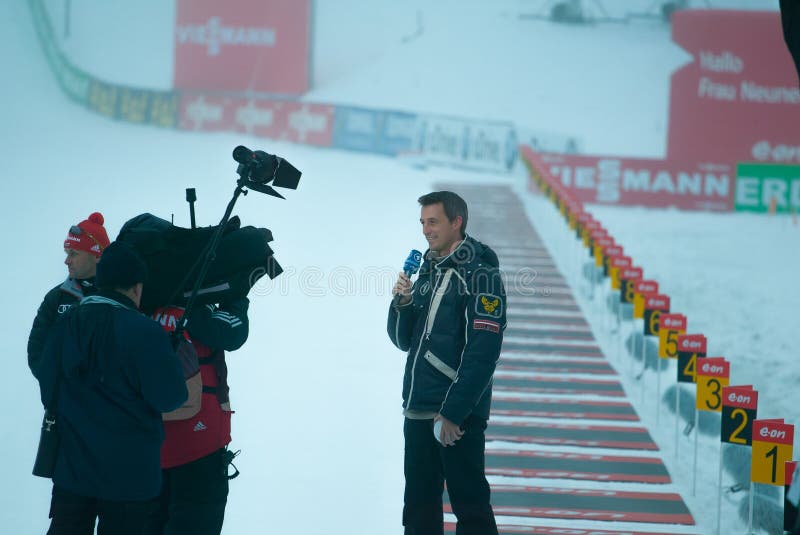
[46,486,157,535]
[143,448,229,535]
[403,416,498,535]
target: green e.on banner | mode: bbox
[735,163,800,213]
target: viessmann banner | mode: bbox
[667,10,800,167]
[522,147,735,211]
[173,0,310,95]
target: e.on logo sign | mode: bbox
[757,421,794,443]
[722,386,758,410]
[722,385,758,409]
[621,267,643,280]
[678,334,707,354]
[759,427,787,440]
[611,256,631,269]
[721,385,757,446]
[590,229,608,240]
[699,359,729,377]
[645,295,670,310]
[661,314,687,330]
[636,281,658,294]
[695,357,730,412]
[658,313,686,359]
[729,392,750,404]
[677,333,707,383]
[633,280,660,320]
[174,0,311,95]
[752,419,794,485]
[683,339,703,350]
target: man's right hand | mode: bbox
[393,272,412,306]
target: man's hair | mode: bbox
[418,191,468,237]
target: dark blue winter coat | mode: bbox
[387,236,506,425]
[35,290,187,501]
[28,278,97,374]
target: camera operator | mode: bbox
[387,191,506,534]
[144,297,249,535]
[28,212,110,374]
[33,241,188,534]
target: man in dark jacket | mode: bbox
[34,241,188,535]
[387,191,505,535]
[28,212,110,373]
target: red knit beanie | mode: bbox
[64,212,111,257]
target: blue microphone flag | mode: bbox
[403,249,423,276]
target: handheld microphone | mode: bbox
[392,249,422,306]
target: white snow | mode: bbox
[1,0,795,534]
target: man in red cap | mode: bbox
[28,212,111,373]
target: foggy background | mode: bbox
[1,1,795,534]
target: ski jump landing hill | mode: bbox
[26,1,800,533]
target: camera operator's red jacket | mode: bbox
[153,299,249,468]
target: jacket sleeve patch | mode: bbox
[473,319,500,333]
[475,293,503,319]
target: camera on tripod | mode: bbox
[117,146,302,333]
[232,145,301,199]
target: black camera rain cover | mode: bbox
[117,213,281,314]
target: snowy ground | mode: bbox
[1,0,796,533]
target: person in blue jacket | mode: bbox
[388,191,506,535]
[34,241,188,535]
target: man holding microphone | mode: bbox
[387,191,506,535]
